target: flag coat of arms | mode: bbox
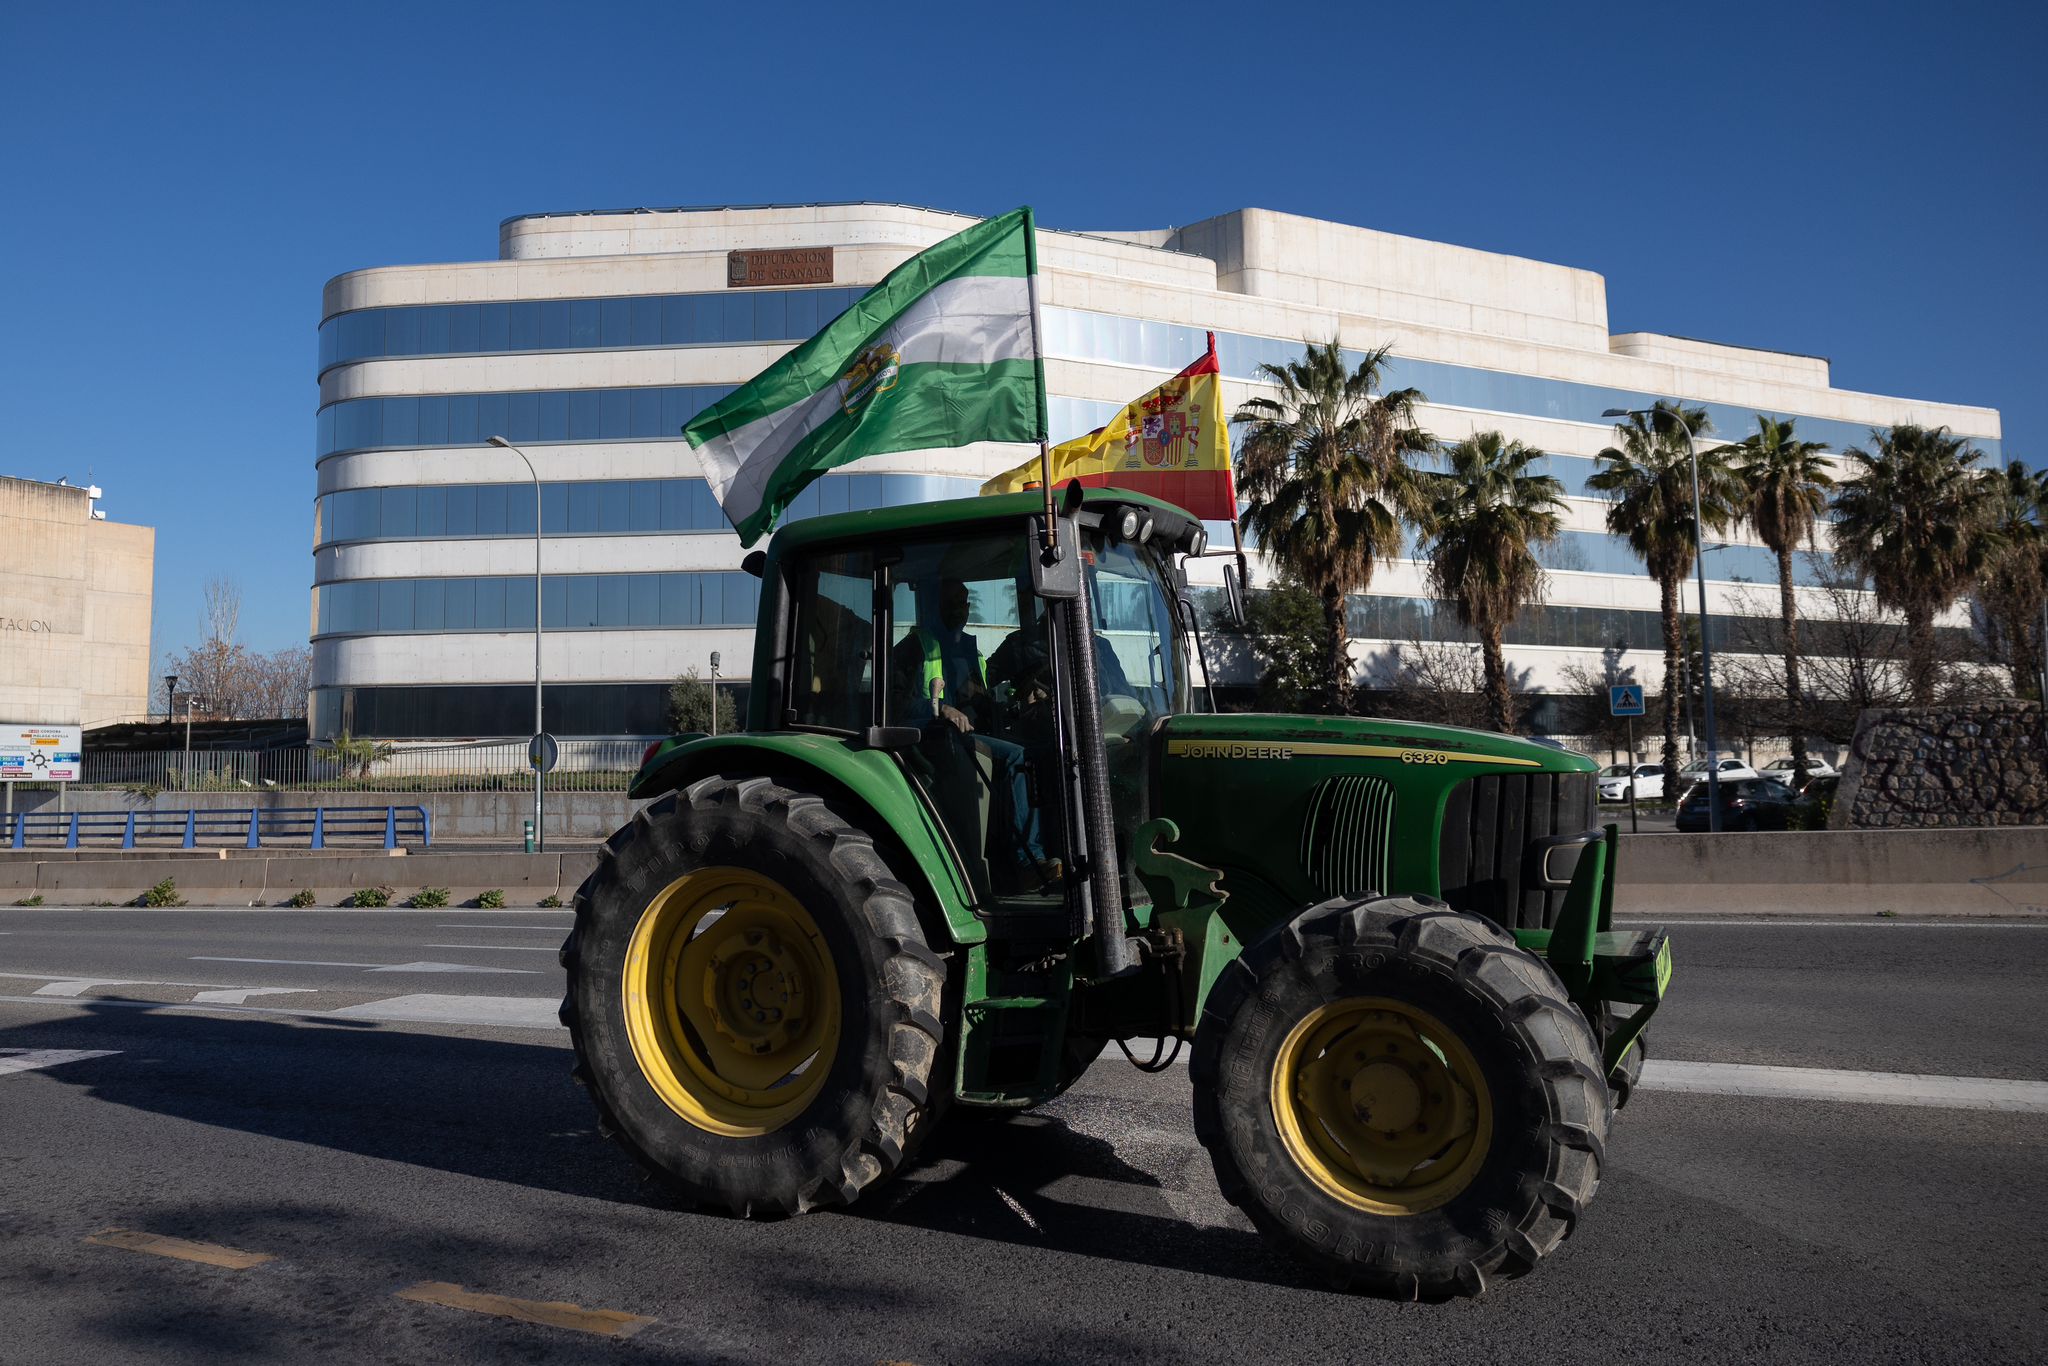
[684,207,1045,545]
[980,334,1237,520]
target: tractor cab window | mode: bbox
[1081,520,1190,905]
[1082,523,1191,728]
[883,535,1064,904]
[789,550,875,733]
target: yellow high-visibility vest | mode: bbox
[915,628,984,702]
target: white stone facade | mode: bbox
[312,203,2002,741]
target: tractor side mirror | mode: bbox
[1221,561,1247,627]
[1031,515,1080,599]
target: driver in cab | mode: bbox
[892,579,1057,888]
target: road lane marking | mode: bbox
[190,987,316,1005]
[193,957,385,968]
[1617,920,2048,929]
[329,994,561,1028]
[1639,1060,2048,1112]
[33,978,156,998]
[191,956,536,975]
[435,924,568,930]
[0,1048,121,1076]
[85,1227,274,1269]
[394,1281,653,1339]
[422,943,559,952]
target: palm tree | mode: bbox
[1234,339,1434,712]
[1723,417,1833,780]
[1586,402,1742,782]
[1977,462,2048,698]
[1831,425,2000,706]
[1419,432,1566,732]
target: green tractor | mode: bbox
[560,485,1669,1297]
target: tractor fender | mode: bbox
[629,732,985,946]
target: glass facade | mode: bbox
[1343,593,1968,656]
[310,682,720,739]
[1040,307,2004,462]
[318,385,736,458]
[316,474,980,546]
[313,572,761,638]
[319,286,869,373]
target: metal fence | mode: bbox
[23,740,648,794]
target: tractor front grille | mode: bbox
[1300,775,1395,899]
[1438,771,1597,930]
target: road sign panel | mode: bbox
[1,723,82,781]
[1608,685,1646,717]
[527,732,559,773]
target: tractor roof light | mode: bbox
[1187,526,1209,557]
[1116,507,1141,541]
[1136,514,1155,544]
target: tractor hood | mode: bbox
[1156,712,1593,775]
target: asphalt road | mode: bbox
[1,908,2044,1364]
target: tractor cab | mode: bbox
[743,485,1205,947]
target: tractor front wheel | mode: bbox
[1191,894,1609,1298]
[560,775,945,1216]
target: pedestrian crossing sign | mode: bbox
[1609,685,1645,717]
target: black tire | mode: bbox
[559,775,945,1216]
[1191,894,1609,1299]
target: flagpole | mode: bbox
[1022,207,1059,564]
[1210,330,1251,590]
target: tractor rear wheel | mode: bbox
[559,775,945,1216]
[1191,894,1609,1298]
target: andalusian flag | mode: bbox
[685,207,1045,545]
[981,334,1236,520]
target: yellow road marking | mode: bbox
[395,1281,655,1339]
[85,1228,275,1269]
[1166,738,1542,767]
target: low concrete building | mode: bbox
[0,476,155,729]
[312,203,2003,742]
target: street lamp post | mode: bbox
[162,674,177,724]
[1605,405,1725,832]
[709,651,721,737]
[487,436,546,852]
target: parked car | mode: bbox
[1597,762,1665,802]
[1758,755,1839,781]
[1675,776,1801,831]
[1673,757,1760,800]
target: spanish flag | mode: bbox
[980,333,1237,521]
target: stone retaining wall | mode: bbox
[1832,700,2048,829]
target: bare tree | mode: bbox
[1714,554,2000,747]
[1371,638,1497,731]
[1557,647,1647,755]
[160,577,309,720]
[245,646,313,720]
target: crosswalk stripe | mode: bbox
[0,1048,120,1077]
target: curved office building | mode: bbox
[311,203,2002,742]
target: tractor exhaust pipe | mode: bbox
[1064,576,1137,978]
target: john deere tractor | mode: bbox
[560,485,1669,1297]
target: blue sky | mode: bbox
[2,1,2041,660]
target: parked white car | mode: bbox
[1758,755,1838,781]
[1597,763,1665,801]
[1673,757,1760,797]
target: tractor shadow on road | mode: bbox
[2,1004,1330,1295]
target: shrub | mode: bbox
[139,877,186,908]
[346,885,393,908]
[283,889,317,908]
[476,889,506,909]
[407,887,451,909]
[13,894,44,907]
[538,894,564,908]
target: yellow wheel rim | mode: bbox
[621,866,841,1137]
[1270,997,1493,1216]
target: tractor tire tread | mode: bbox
[1190,892,1609,1299]
[559,774,944,1220]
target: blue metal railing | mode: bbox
[2,805,432,851]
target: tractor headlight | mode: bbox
[1136,514,1155,544]
[1117,507,1141,541]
